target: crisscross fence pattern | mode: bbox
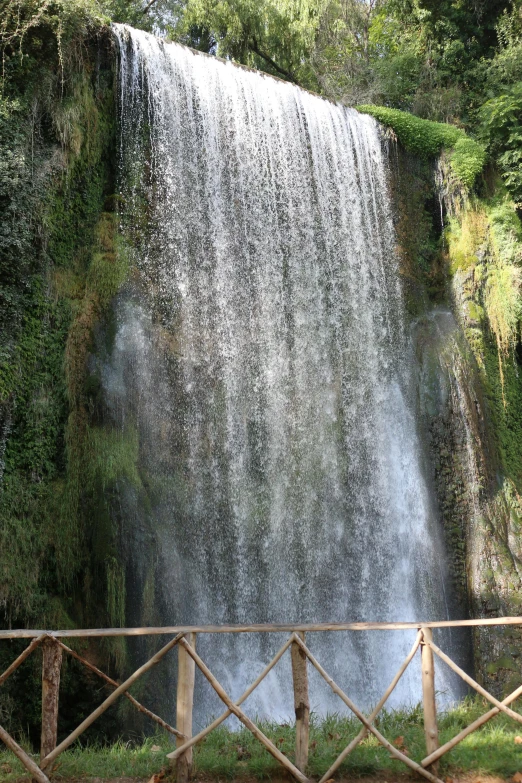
[1,617,522,783]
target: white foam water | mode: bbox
[108,24,457,719]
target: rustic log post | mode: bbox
[42,632,185,770]
[178,637,309,783]
[175,633,196,783]
[41,637,62,763]
[292,634,441,783]
[421,628,438,771]
[291,631,309,772]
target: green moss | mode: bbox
[445,208,488,275]
[482,336,522,487]
[441,180,522,491]
[486,655,519,675]
[487,194,522,265]
[467,301,484,322]
[86,424,141,492]
[0,41,121,615]
[357,105,487,189]
[0,9,136,743]
[87,217,131,308]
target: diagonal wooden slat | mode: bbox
[422,678,522,767]
[318,630,423,783]
[40,632,186,770]
[0,634,47,686]
[167,633,297,761]
[292,634,444,783]
[0,723,50,783]
[424,637,522,725]
[56,639,185,739]
[178,637,310,783]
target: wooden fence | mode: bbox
[1,617,522,783]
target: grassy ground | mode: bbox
[2,699,522,781]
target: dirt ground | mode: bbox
[8,774,513,783]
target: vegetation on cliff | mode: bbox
[0,0,134,741]
[356,105,487,188]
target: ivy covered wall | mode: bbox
[378,107,522,697]
[0,5,137,740]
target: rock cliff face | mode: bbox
[390,143,522,697]
[0,20,132,740]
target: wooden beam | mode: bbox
[424,636,522,725]
[167,634,296,761]
[175,633,196,783]
[3,616,522,639]
[41,638,62,763]
[141,0,159,13]
[178,638,310,783]
[0,724,50,783]
[318,630,422,783]
[291,631,309,772]
[422,678,522,767]
[56,640,185,739]
[0,635,46,685]
[40,632,185,769]
[421,628,438,772]
[291,635,443,783]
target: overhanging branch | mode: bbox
[142,0,160,14]
[249,37,296,83]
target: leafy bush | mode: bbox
[357,104,486,189]
[479,84,522,203]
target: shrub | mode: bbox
[357,104,486,190]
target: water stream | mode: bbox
[107,24,458,718]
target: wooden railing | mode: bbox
[1,617,522,783]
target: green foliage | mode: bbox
[485,195,522,363]
[0,0,135,742]
[445,207,488,274]
[0,0,107,97]
[357,104,459,155]
[99,0,185,28]
[172,0,324,85]
[445,190,522,486]
[450,136,488,191]
[485,262,521,358]
[87,217,131,308]
[481,332,522,487]
[310,0,381,102]
[479,84,522,203]
[357,104,486,189]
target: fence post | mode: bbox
[40,637,62,763]
[175,633,196,783]
[421,627,438,772]
[291,631,309,773]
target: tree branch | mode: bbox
[142,0,160,14]
[249,37,297,83]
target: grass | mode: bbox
[2,698,522,780]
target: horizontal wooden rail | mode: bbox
[2,615,522,638]
[1,618,521,783]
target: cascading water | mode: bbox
[106,24,461,718]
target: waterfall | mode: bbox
[107,24,458,718]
